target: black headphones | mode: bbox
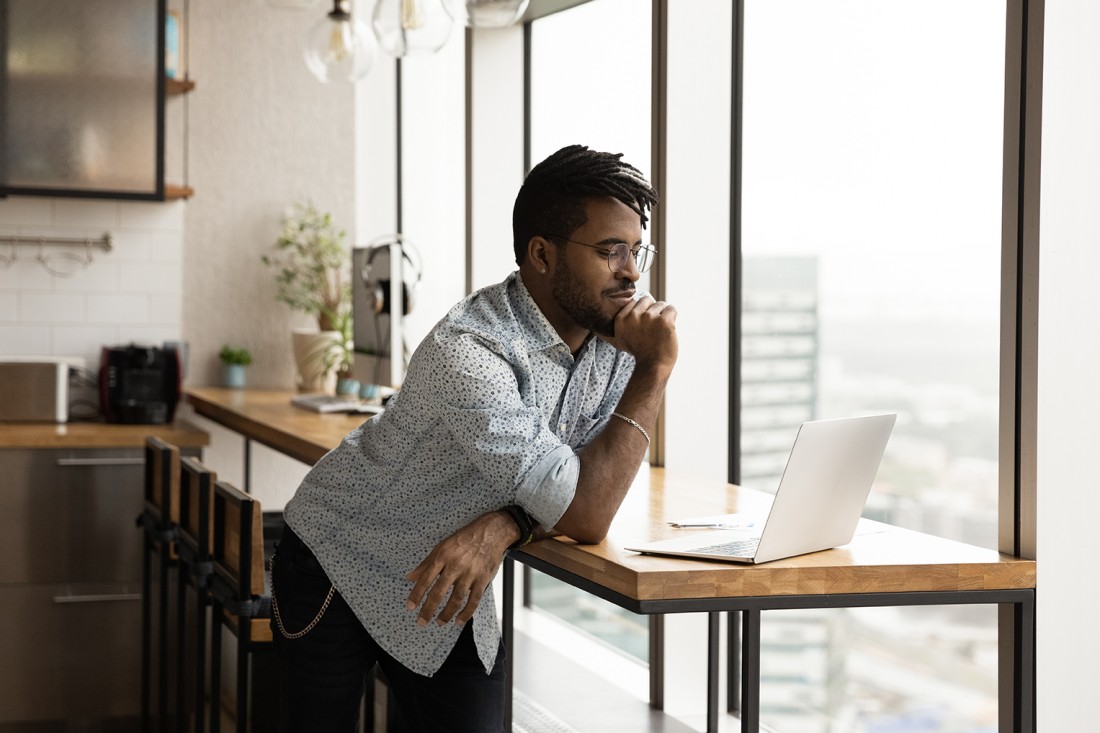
[360,234,423,316]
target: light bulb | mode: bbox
[443,0,529,28]
[303,0,375,82]
[372,0,453,57]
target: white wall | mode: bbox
[182,0,356,390]
[1036,0,1100,729]
[0,197,184,367]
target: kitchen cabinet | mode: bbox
[0,0,192,201]
[0,425,206,730]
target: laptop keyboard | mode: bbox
[693,537,760,557]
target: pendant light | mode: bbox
[372,0,453,58]
[303,0,375,82]
[444,0,529,28]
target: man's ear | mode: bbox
[527,236,554,274]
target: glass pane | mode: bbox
[529,0,651,181]
[741,0,1005,544]
[741,1,1005,730]
[528,0,652,663]
[2,0,159,193]
[760,605,999,733]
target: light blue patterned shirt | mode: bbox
[283,271,636,676]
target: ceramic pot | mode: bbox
[221,363,247,389]
[291,328,338,392]
[336,377,361,396]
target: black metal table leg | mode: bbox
[727,611,741,716]
[649,615,665,709]
[1017,594,1036,733]
[707,612,720,733]
[741,609,760,733]
[502,556,514,733]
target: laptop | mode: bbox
[625,413,896,564]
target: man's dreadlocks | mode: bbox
[512,144,659,265]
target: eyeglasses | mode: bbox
[547,236,657,274]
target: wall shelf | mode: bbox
[164,184,194,200]
[166,77,195,95]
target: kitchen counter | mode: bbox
[0,417,207,727]
[0,419,209,449]
[186,387,367,465]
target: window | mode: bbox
[741,2,1007,729]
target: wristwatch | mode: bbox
[501,505,536,549]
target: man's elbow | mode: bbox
[554,517,610,545]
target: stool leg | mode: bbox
[210,604,222,733]
[159,544,172,733]
[176,565,188,733]
[142,537,153,733]
[199,593,211,733]
[237,640,248,733]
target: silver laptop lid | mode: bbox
[752,413,896,563]
[625,413,896,564]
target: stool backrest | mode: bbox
[143,436,180,525]
[178,456,216,558]
[212,480,264,600]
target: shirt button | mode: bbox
[559,423,567,433]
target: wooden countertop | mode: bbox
[186,387,370,464]
[0,419,209,450]
[518,469,1037,602]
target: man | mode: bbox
[271,144,678,732]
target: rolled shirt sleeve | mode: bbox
[514,444,579,529]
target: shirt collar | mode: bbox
[508,270,571,353]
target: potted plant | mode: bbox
[218,345,252,389]
[323,308,360,396]
[262,201,352,391]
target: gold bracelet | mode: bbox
[611,412,650,445]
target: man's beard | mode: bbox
[550,258,622,338]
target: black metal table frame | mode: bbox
[502,555,1035,733]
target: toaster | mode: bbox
[0,360,69,422]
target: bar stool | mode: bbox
[207,480,279,733]
[176,457,217,733]
[138,437,181,733]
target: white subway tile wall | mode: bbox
[0,197,184,368]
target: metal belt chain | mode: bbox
[269,554,336,640]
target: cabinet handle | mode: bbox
[55,457,145,467]
[53,593,142,604]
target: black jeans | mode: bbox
[270,524,507,733]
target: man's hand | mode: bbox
[405,510,519,627]
[600,294,678,375]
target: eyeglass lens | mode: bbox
[609,242,654,274]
